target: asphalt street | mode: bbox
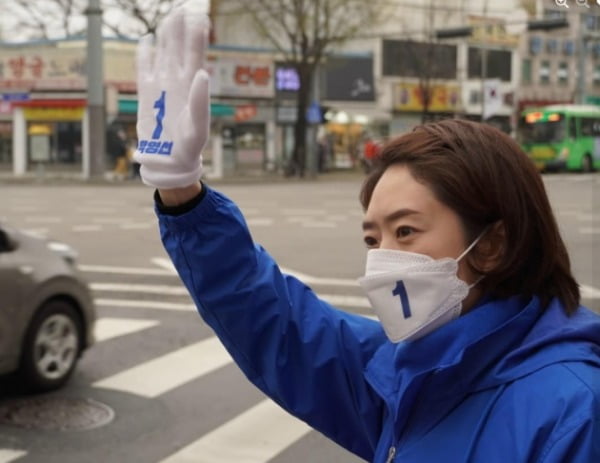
[0,172,598,463]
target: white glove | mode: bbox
[133,7,210,189]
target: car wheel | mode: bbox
[582,154,594,173]
[20,300,82,392]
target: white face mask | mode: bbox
[358,233,485,343]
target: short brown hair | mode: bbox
[360,119,580,314]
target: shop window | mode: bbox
[557,62,568,85]
[539,61,551,85]
[522,59,532,84]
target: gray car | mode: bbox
[0,223,96,392]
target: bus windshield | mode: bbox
[519,114,566,144]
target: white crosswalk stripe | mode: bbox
[94,317,160,342]
[92,336,232,398]
[159,400,311,463]
[0,450,27,463]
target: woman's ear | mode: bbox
[473,221,506,273]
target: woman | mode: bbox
[135,9,600,462]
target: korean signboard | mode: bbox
[215,57,274,98]
[394,83,461,112]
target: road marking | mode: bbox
[72,225,103,232]
[280,267,358,287]
[92,336,232,398]
[0,450,27,463]
[246,218,274,226]
[80,264,174,276]
[91,282,190,296]
[320,294,371,309]
[92,217,129,223]
[119,222,153,230]
[581,285,600,299]
[282,208,327,215]
[24,216,61,223]
[152,257,177,274]
[95,317,160,342]
[159,399,311,463]
[95,298,196,311]
[22,228,49,237]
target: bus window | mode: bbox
[581,118,600,137]
[568,117,577,138]
[520,113,566,143]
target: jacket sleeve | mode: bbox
[156,186,387,460]
[539,417,600,463]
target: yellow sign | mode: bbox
[23,107,84,121]
[394,83,461,112]
[468,16,520,47]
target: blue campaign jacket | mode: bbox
[157,186,600,463]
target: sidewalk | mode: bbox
[0,169,366,186]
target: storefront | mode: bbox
[212,55,276,175]
[12,99,85,173]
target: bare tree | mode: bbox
[3,0,88,40]
[217,0,391,177]
[2,0,185,40]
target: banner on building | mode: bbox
[483,79,502,120]
[216,57,274,98]
[393,83,461,112]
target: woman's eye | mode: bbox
[363,236,378,248]
[396,226,414,238]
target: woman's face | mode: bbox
[362,164,481,310]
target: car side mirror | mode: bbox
[0,229,16,252]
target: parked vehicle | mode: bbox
[0,224,96,392]
[518,104,600,172]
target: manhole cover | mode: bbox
[0,397,115,431]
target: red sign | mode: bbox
[235,105,257,122]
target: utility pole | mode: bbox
[85,0,106,179]
[480,0,489,121]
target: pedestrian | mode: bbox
[133,7,600,462]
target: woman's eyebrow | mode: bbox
[362,208,420,230]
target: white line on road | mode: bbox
[80,264,174,276]
[581,285,600,300]
[245,218,274,226]
[95,317,160,342]
[280,267,358,288]
[152,257,178,274]
[0,450,27,463]
[92,336,232,398]
[24,216,62,223]
[119,222,153,230]
[90,283,189,296]
[579,227,600,235]
[72,225,103,232]
[22,228,49,237]
[95,298,196,311]
[159,400,311,463]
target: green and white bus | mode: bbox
[518,104,600,172]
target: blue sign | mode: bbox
[1,93,29,102]
[306,101,321,124]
